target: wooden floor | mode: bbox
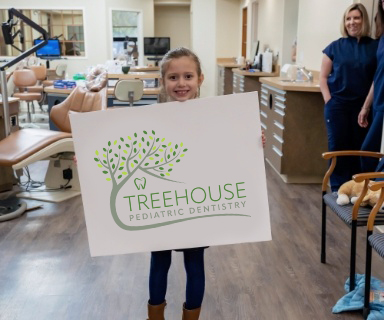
[1,161,384,320]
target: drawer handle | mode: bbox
[269,93,273,110]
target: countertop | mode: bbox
[44,86,160,95]
[259,77,321,92]
[232,67,280,77]
[217,62,242,68]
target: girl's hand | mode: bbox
[358,108,369,128]
[261,130,266,148]
[73,155,78,165]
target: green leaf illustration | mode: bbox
[173,151,176,156]
[119,167,123,171]
[94,158,99,162]
[175,144,178,149]
[159,167,164,170]
[103,160,107,164]
[114,140,117,145]
[149,157,154,160]
[95,150,99,156]
[114,153,118,157]
[144,163,149,166]
[118,145,121,149]
[112,164,115,169]
[122,172,128,175]
[109,149,112,154]
[149,136,153,140]
[110,158,114,163]
[183,149,188,152]
[120,137,124,141]
[143,149,146,154]
[167,155,170,159]
[155,161,159,165]
[176,159,180,163]
[134,160,138,164]
[103,148,106,152]
[133,141,137,145]
[156,138,159,142]
[122,157,126,160]
[134,132,137,138]
[143,130,147,134]
[168,169,172,172]
[152,130,155,134]
[180,154,185,157]
[147,141,150,147]
[103,171,108,174]
[160,173,164,177]
[98,164,102,168]
[134,148,137,153]
[108,141,111,146]
[106,178,111,181]
[141,137,144,142]
[125,144,130,148]
[118,175,122,179]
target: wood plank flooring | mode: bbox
[1,161,383,320]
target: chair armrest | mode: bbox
[321,151,384,191]
[353,172,384,182]
[367,181,384,231]
[322,150,384,160]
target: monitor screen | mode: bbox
[144,37,170,56]
[34,39,61,57]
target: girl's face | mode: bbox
[345,9,363,38]
[162,56,204,102]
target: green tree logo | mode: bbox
[94,130,249,231]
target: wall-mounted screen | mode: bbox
[143,37,170,56]
[34,39,61,57]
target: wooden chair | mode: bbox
[321,151,384,291]
[363,180,384,319]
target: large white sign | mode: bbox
[70,92,271,257]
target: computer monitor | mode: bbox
[144,37,170,56]
[34,39,61,57]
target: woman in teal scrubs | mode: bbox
[320,3,378,191]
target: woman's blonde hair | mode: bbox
[159,47,202,101]
[340,3,371,38]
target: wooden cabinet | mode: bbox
[217,63,241,95]
[260,82,327,183]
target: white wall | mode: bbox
[154,5,191,49]
[281,0,299,66]
[297,0,353,71]
[191,0,216,97]
[216,0,241,58]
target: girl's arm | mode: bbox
[262,130,266,148]
[358,83,374,128]
[319,54,333,103]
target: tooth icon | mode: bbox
[134,177,147,190]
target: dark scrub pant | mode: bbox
[361,109,384,173]
[324,98,369,192]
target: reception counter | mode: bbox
[259,77,327,183]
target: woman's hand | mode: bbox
[358,108,370,128]
[262,130,266,148]
[73,155,78,165]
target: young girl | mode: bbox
[147,47,266,320]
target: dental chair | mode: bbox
[0,86,107,205]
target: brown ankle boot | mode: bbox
[182,303,201,320]
[147,300,166,320]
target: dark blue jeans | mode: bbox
[149,249,205,310]
[324,98,369,191]
[361,109,384,172]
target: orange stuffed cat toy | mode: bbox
[336,180,383,212]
